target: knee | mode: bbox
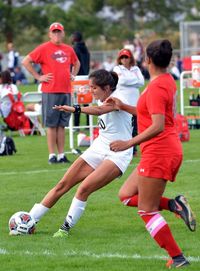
[54,181,67,195]
[76,184,91,200]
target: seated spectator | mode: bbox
[0,70,19,118]
[13,66,28,85]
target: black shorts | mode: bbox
[42,93,71,127]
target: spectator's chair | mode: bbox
[23,92,45,136]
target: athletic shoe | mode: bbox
[57,155,70,163]
[53,229,69,238]
[174,195,196,232]
[166,255,190,268]
[48,156,57,164]
[9,230,19,236]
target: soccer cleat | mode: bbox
[48,156,57,164]
[9,230,20,236]
[57,155,70,163]
[174,195,196,232]
[53,229,69,238]
[166,255,190,268]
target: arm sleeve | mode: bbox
[29,45,44,64]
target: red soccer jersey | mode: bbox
[29,41,78,93]
[137,73,182,155]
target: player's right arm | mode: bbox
[22,55,53,83]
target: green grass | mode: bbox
[0,129,200,271]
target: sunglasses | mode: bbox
[120,55,129,59]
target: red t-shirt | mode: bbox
[29,41,78,93]
[137,73,182,155]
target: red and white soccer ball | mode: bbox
[9,211,36,235]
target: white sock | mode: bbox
[57,153,65,160]
[66,197,87,228]
[49,153,56,159]
[29,203,49,223]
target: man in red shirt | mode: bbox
[22,22,80,164]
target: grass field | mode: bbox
[0,125,200,270]
[0,83,200,270]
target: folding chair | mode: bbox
[23,92,46,136]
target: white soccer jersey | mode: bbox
[97,88,133,144]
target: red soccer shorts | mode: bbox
[137,153,183,182]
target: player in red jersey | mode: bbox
[107,39,196,268]
[22,22,80,164]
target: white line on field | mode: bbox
[0,248,199,262]
[0,159,200,176]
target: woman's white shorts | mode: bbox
[80,137,133,174]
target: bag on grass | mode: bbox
[4,92,31,135]
[0,136,17,156]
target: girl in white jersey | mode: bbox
[24,69,136,238]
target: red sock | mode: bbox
[138,211,181,257]
[121,195,170,211]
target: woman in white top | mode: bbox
[0,70,19,118]
[23,69,137,238]
[113,48,144,155]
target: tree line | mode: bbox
[0,0,199,54]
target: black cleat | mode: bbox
[173,195,196,232]
[166,254,190,268]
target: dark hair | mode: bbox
[89,69,118,92]
[1,70,12,84]
[146,39,172,68]
[116,49,135,66]
[72,31,83,42]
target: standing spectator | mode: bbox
[175,54,183,74]
[7,42,19,73]
[102,55,115,72]
[71,31,90,129]
[0,52,3,72]
[113,48,144,156]
[22,22,80,164]
[108,40,196,268]
[133,38,144,68]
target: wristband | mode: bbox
[73,104,81,113]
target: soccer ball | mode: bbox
[9,211,36,235]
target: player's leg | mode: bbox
[29,157,94,223]
[137,174,189,268]
[56,93,71,163]
[53,159,121,237]
[47,127,57,163]
[119,169,196,232]
[118,168,171,210]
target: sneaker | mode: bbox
[174,195,196,232]
[53,229,69,238]
[166,255,190,268]
[48,156,57,164]
[57,155,70,163]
